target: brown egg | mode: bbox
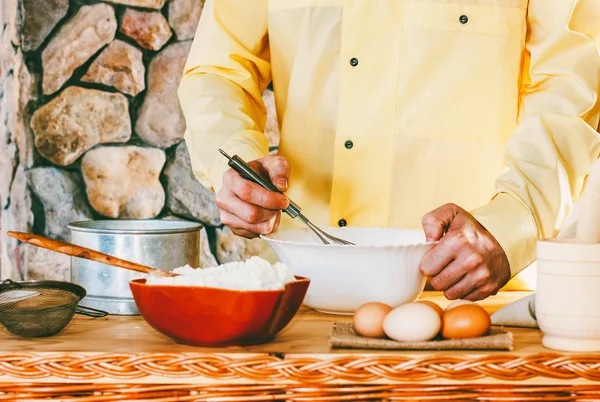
[416,300,444,318]
[353,302,393,338]
[441,304,491,339]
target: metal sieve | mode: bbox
[0,279,107,338]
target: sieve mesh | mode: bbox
[0,280,105,338]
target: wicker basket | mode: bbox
[2,383,600,401]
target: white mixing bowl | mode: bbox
[262,227,435,314]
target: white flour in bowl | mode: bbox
[145,256,295,290]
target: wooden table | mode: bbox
[1,291,600,401]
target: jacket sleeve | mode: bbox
[471,0,600,278]
[178,0,271,193]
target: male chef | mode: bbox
[178,0,600,300]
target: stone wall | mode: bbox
[0,0,280,281]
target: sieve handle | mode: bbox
[6,231,177,278]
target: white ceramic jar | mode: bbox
[536,238,600,351]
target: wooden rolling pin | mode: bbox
[7,231,177,277]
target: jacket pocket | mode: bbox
[395,0,528,143]
[403,0,527,35]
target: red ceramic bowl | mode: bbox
[129,276,310,347]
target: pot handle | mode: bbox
[76,305,109,318]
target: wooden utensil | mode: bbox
[7,231,177,277]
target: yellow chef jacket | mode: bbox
[178,0,600,290]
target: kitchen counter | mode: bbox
[1,291,600,401]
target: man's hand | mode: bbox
[215,155,290,239]
[420,203,510,301]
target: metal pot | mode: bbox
[68,219,202,315]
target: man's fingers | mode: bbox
[216,156,290,240]
[256,156,291,192]
[429,260,466,291]
[442,275,478,300]
[216,190,278,224]
[229,227,260,239]
[421,203,461,242]
[443,266,492,300]
[220,210,279,236]
[226,170,289,210]
[420,232,465,277]
[461,283,497,301]
[272,211,282,233]
[420,243,454,277]
[419,202,510,301]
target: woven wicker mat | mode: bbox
[330,322,514,350]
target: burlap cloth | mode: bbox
[329,322,513,350]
